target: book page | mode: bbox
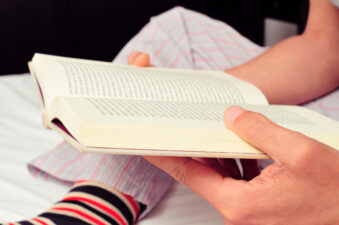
[49,97,339,156]
[32,54,268,111]
[65,97,339,131]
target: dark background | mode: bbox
[0,0,308,75]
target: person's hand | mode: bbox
[128,51,151,67]
[144,106,339,225]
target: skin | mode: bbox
[145,107,339,225]
[128,52,339,225]
[127,0,339,224]
[226,0,339,105]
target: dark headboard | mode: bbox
[0,0,268,75]
[0,0,308,75]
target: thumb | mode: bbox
[224,106,313,165]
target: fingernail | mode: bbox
[225,106,245,125]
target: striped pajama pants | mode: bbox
[27,6,339,217]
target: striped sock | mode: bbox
[5,181,146,225]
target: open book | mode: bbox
[29,53,339,159]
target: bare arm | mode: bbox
[227,0,339,104]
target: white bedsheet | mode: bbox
[0,74,223,224]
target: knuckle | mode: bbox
[291,135,318,168]
[168,163,191,186]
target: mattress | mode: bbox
[0,74,223,224]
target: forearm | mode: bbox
[227,34,339,105]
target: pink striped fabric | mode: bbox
[302,91,339,120]
[27,6,339,217]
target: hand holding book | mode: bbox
[144,106,339,224]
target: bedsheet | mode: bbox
[0,74,223,224]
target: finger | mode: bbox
[219,159,242,179]
[128,52,139,65]
[144,156,240,205]
[128,51,151,67]
[224,106,314,165]
[240,159,260,181]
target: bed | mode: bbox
[1,72,339,225]
[0,74,224,224]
